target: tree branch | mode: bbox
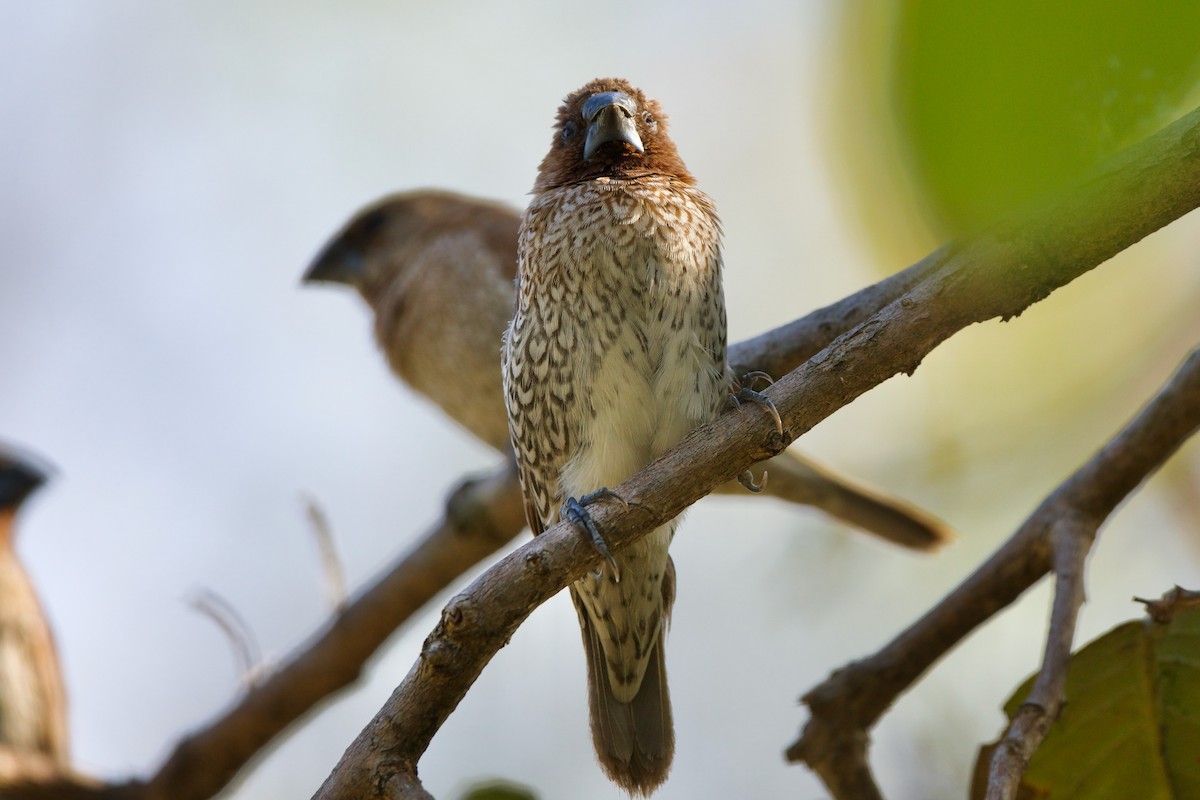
[726,244,950,381]
[788,346,1200,796]
[313,105,1200,799]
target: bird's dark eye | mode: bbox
[641,111,656,129]
[359,209,386,237]
[561,121,578,141]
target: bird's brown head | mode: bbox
[303,190,520,300]
[533,78,694,192]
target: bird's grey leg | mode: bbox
[562,488,628,580]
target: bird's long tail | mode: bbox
[570,558,675,796]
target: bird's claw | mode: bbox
[579,487,630,512]
[738,469,768,493]
[738,371,775,391]
[727,386,784,436]
[563,490,626,581]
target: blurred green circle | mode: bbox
[889,2,1200,234]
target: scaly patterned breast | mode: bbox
[505,176,726,528]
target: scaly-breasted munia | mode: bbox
[503,78,724,794]
[305,190,520,452]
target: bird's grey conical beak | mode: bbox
[583,91,644,161]
[0,449,51,512]
[303,238,364,287]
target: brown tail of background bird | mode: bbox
[572,586,674,796]
[759,452,954,551]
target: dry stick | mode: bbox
[314,104,1200,800]
[304,494,349,612]
[787,347,1200,797]
[986,517,1091,800]
[187,589,262,685]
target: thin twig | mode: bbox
[302,494,348,612]
[188,589,261,686]
[985,517,1092,799]
[1135,585,1200,624]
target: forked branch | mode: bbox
[788,347,1200,797]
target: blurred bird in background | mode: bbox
[307,190,520,452]
[304,195,950,552]
[0,446,69,782]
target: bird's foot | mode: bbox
[726,384,784,436]
[563,488,628,581]
[726,372,783,488]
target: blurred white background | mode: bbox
[2,3,1197,799]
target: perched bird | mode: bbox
[0,446,69,776]
[502,78,728,794]
[304,197,951,552]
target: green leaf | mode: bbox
[1156,607,1200,797]
[978,607,1200,798]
